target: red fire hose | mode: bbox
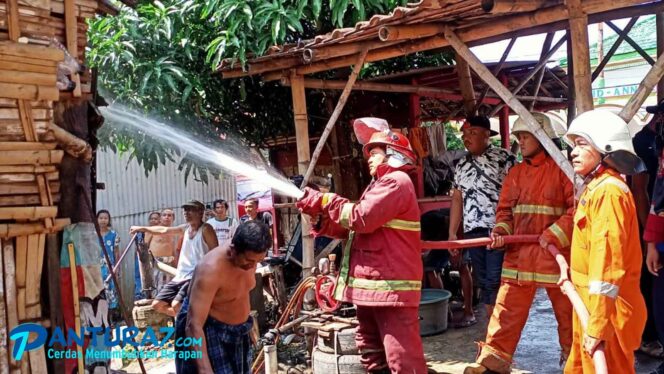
[421,234,539,250]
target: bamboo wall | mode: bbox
[0,0,101,371]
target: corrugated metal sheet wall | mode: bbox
[95,149,237,308]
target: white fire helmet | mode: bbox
[565,110,645,175]
[511,112,563,139]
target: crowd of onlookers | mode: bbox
[95,197,274,321]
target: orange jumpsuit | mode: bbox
[476,152,574,373]
[564,168,647,374]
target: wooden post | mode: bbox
[567,0,594,114]
[619,52,664,122]
[567,31,576,125]
[500,75,510,149]
[475,37,516,113]
[0,239,8,374]
[4,239,20,373]
[658,14,664,102]
[445,27,576,183]
[456,53,476,116]
[290,72,315,277]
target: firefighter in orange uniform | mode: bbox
[564,110,647,373]
[465,113,574,374]
[297,118,427,373]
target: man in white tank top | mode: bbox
[206,199,238,249]
[131,200,218,317]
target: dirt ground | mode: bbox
[119,289,662,373]
[424,289,661,374]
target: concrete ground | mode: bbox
[119,289,662,373]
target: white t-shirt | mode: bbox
[206,217,238,248]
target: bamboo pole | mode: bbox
[378,23,446,42]
[301,49,368,188]
[605,20,656,65]
[456,53,476,116]
[0,150,64,165]
[0,206,58,220]
[445,27,576,183]
[529,32,554,111]
[619,52,664,122]
[568,0,594,114]
[222,0,653,78]
[481,0,554,13]
[591,17,638,83]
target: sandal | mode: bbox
[454,316,478,329]
[640,341,664,359]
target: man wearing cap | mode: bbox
[465,113,574,374]
[448,115,516,324]
[632,100,664,360]
[564,110,646,373]
[297,118,427,373]
[131,199,218,317]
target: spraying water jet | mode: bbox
[100,104,304,199]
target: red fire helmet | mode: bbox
[362,131,416,164]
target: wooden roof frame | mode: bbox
[220,0,664,275]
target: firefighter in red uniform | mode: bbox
[465,113,574,374]
[297,118,427,373]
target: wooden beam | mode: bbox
[658,14,664,102]
[0,239,8,374]
[490,35,566,116]
[546,68,568,91]
[4,239,19,372]
[606,20,656,65]
[529,32,554,111]
[568,0,594,114]
[591,17,639,82]
[456,54,476,116]
[222,0,654,78]
[289,72,314,277]
[619,52,664,122]
[475,37,516,112]
[445,27,576,183]
[282,77,503,104]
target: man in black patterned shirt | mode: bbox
[448,116,516,322]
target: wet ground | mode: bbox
[424,289,661,374]
[120,289,662,373]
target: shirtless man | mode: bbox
[131,200,218,316]
[175,221,271,374]
[145,208,182,293]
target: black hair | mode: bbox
[148,211,161,220]
[232,221,272,254]
[213,199,229,210]
[96,209,112,227]
[245,198,259,206]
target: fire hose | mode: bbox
[423,235,607,372]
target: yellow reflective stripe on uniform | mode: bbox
[348,277,421,291]
[513,204,565,216]
[382,219,421,231]
[321,193,333,208]
[589,280,619,299]
[334,231,355,300]
[548,223,570,247]
[495,222,512,235]
[339,203,354,229]
[501,268,559,284]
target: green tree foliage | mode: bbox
[88,0,451,178]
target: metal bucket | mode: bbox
[419,289,452,336]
